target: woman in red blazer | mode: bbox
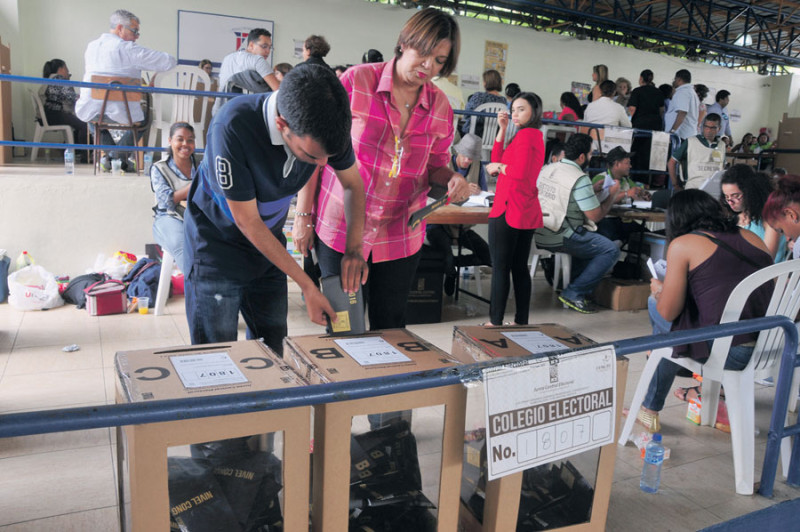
[484,92,545,325]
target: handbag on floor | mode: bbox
[84,279,127,316]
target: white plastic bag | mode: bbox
[8,265,64,311]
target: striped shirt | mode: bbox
[535,162,599,248]
[315,58,454,262]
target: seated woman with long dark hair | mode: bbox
[558,91,583,122]
[721,164,787,262]
[633,189,773,432]
[40,59,87,160]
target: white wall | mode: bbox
[0,171,154,276]
[2,0,791,141]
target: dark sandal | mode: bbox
[674,385,701,403]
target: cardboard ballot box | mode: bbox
[593,278,650,311]
[283,328,467,532]
[115,341,311,532]
[451,324,628,532]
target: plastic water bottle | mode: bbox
[143,151,153,174]
[64,148,75,175]
[15,251,34,270]
[640,432,665,493]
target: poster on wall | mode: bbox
[177,10,274,74]
[571,82,591,106]
[484,41,508,78]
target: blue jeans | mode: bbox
[643,295,754,411]
[550,230,620,300]
[153,215,187,275]
[642,344,753,411]
[184,262,288,355]
[648,295,672,335]
[88,119,134,160]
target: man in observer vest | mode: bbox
[535,134,620,314]
[667,113,725,191]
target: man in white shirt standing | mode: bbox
[76,9,176,171]
[213,28,280,115]
[663,69,699,143]
[584,80,632,128]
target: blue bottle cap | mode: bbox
[652,433,662,442]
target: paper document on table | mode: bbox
[647,258,667,281]
[633,200,652,209]
[463,190,495,207]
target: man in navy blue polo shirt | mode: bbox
[184,64,367,353]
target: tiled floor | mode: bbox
[0,273,798,530]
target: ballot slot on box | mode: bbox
[115,341,311,532]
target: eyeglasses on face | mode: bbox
[124,25,140,37]
[257,42,272,50]
[724,192,743,203]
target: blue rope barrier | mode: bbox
[0,140,202,155]
[0,316,794,494]
[0,72,237,99]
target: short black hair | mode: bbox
[716,89,730,102]
[675,69,692,83]
[705,113,721,125]
[694,84,709,100]
[247,28,272,45]
[546,140,565,162]
[564,133,593,162]
[277,64,351,156]
[362,49,383,63]
[640,69,654,84]
[667,189,737,241]
[600,80,616,97]
[505,83,521,99]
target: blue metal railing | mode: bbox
[0,316,796,496]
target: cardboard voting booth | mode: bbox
[115,340,311,532]
[451,324,629,531]
[284,328,467,531]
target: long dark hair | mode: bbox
[42,59,66,78]
[720,164,774,224]
[511,92,542,129]
[559,91,584,119]
[667,189,738,241]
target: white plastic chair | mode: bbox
[154,249,174,316]
[148,66,211,149]
[529,243,571,298]
[618,260,800,494]
[468,102,507,162]
[29,90,74,161]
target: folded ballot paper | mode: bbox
[462,191,495,207]
[321,275,366,336]
[647,258,667,281]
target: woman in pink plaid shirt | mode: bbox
[296,8,470,330]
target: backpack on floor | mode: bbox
[62,272,107,309]
[122,258,161,307]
